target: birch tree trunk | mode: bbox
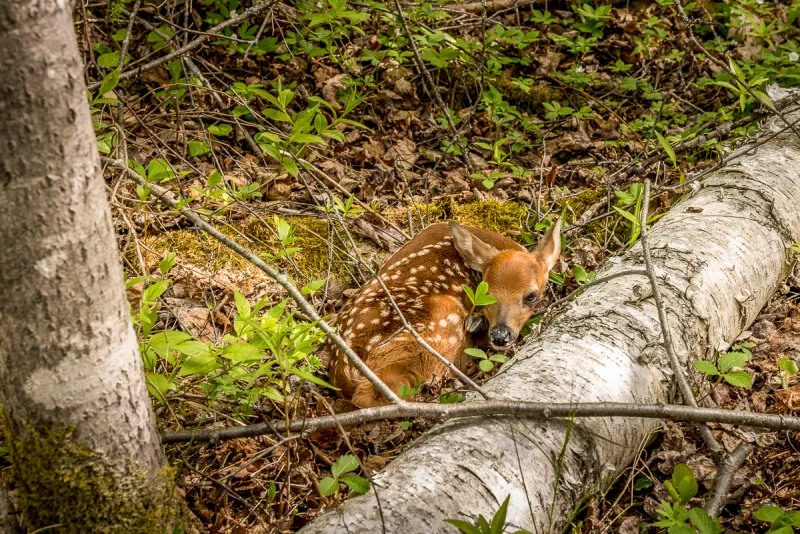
[300,102,800,533]
[0,1,182,531]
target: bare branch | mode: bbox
[640,179,722,454]
[161,400,800,443]
[705,443,752,517]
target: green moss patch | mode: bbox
[6,422,184,533]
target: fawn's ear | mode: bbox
[449,222,501,272]
[533,218,562,271]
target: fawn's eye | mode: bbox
[524,292,538,304]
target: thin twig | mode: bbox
[704,443,752,517]
[114,0,141,167]
[87,0,280,91]
[105,157,403,405]
[391,0,474,174]
[160,399,800,443]
[639,179,722,455]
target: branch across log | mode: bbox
[299,101,800,533]
[160,400,800,443]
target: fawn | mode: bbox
[327,220,561,407]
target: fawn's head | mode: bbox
[449,220,561,351]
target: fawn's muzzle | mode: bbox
[489,324,514,349]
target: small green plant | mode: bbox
[398,383,421,399]
[752,505,800,533]
[573,265,596,283]
[262,215,301,261]
[319,454,370,497]
[445,495,532,534]
[613,182,667,246]
[652,464,722,534]
[464,347,509,373]
[542,101,574,120]
[693,342,754,388]
[708,58,773,113]
[464,281,497,314]
[779,355,798,389]
[253,81,365,176]
[321,195,365,218]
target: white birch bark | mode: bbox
[0,1,181,530]
[300,101,800,533]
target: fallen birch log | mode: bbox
[300,99,800,533]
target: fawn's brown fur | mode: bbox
[328,220,561,407]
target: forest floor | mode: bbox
[4,0,800,531]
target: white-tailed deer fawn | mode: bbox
[328,220,561,407]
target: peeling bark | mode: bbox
[300,105,800,533]
[0,1,181,531]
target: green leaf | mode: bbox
[672,464,698,503]
[723,370,752,388]
[146,374,176,403]
[693,360,720,376]
[718,351,749,373]
[255,132,283,144]
[473,281,497,306]
[97,52,121,68]
[176,340,212,359]
[263,108,293,123]
[234,292,251,317]
[655,130,677,167]
[443,519,482,534]
[479,359,495,372]
[490,496,511,534]
[148,331,193,360]
[289,133,326,144]
[208,124,233,137]
[613,206,641,227]
[289,368,338,390]
[784,511,800,526]
[318,477,339,496]
[178,352,219,376]
[282,158,299,177]
[331,454,359,479]
[143,279,171,302]
[779,356,798,376]
[633,476,653,491]
[463,285,476,304]
[98,68,120,96]
[574,265,589,283]
[207,170,222,189]
[188,140,211,157]
[302,279,325,295]
[689,507,722,534]
[768,526,794,534]
[340,475,370,494]
[221,343,263,363]
[158,253,176,275]
[147,158,175,182]
[753,506,784,523]
[464,347,487,359]
[668,524,696,534]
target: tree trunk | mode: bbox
[0,2,181,532]
[300,103,800,533]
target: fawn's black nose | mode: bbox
[489,324,514,348]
